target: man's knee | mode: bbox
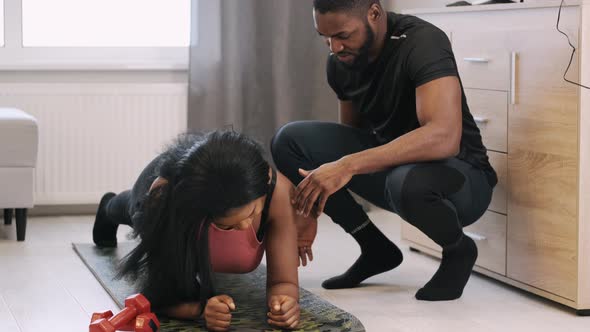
[386,165,466,245]
[384,164,414,219]
[271,121,306,161]
[385,164,465,221]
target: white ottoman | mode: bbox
[0,108,38,241]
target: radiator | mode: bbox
[0,83,187,205]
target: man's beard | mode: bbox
[338,22,375,71]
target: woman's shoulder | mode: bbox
[268,171,296,220]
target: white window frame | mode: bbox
[1,1,5,47]
[0,0,192,71]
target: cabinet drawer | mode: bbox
[464,210,507,275]
[401,222,439,252]
[488,151,507,214]
[402,211,507,276]
[453,30,511,91]
[465,89,508,153]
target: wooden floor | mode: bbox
[0,208,588,332]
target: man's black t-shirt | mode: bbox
[327,12,497,186]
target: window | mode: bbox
[0,0,193,70]
[22,0,190,47]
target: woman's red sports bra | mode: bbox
[207,168,277,273]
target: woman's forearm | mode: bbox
[267,282,299,304]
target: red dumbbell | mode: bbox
[90,294,154,332]
[91,311,113,323]
[90,311,160,332]
[90,310,137,331]
[134,312,160,332]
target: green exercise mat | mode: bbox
[73,242,365,332]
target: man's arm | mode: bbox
[341,76,462,174]
[293,76,463,216]
[339,100,361,128]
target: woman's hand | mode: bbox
[267,295,300,330]
[296,215,317,267]
[204,295,235,331]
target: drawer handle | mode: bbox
[510,52,518,105]
[473,116,489,124]
[463,57,489,63]
[465,231,487,241]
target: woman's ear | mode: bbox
[149,176,169,193]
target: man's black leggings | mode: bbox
[271,121,493,248]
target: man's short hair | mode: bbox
[313,0,380,15]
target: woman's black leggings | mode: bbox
[271,121,493,248]
[103,156,163,228]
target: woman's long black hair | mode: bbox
[116,130,270,312]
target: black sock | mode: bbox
[415,235,478,301]
[322,221,404,289]
[92,192,118,247]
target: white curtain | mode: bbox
[188,0,337,150]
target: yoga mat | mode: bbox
[73,242,365,332]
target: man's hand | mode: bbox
[204,295,235,331]
[293,160,353,217]
[267,295,300,330]
[296,215,317,267]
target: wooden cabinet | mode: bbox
[401,1,590,313]
[487,151,507,215]
[506,27,580,301]
[465,211,507,276]
[453,30,512,91]
[402,210,508,276]
[464,89,508,154]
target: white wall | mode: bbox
[389,0,449,12]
